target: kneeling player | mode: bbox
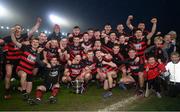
[28,57,64,105]
[62,55,84,84]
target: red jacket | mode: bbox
[144,62,165,80]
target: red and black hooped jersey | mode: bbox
[126,57,144,75]
[93,47,109,54]
[68,45,84,60]
[81,41,93,52]
[6,42,22,60]
[103,41,114,53]
[129,37,148,58]
[120,43,130,59]
[82,58,96,74]
[44,47,59,60]
[96,58,116,73]
[68,63,84,77]
[16,45,38,75]
[82,41,92,47]
[39,42,47,48]
[3,33,28,61]
[110,52,124,66]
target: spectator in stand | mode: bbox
[48,24,62,41]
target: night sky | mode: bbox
[0,0,180,35]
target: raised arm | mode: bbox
[11,28,22,48]
[126,15,134,30]
[28,17,42,37]
[146,18,157,40]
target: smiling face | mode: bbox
[73,37,80,46]
[88,30,94,38]
[73,28,80,36]
[171,53,180,64]
[113,45,120,54]
[128,49,136,59]
[104,25,112,33]
[50,57,58,66]
[51,39,59,48]
[31,39,39,49]
[135,30,143,39]
[148,57,156,65]
[110,32,116,41]
[119,35,126,43]
[74,55,81,63]
[83,33,89,42]
[94,41,101,48]
[61,38,68,47]
[87,51,94,59]
[95,50,102,60]
[39,32,47,43]
[138,23,145,30]
[164,34,171,43]
[14,25,22,37]
[117,24,124,31]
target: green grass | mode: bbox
[128,95,180,111]
[1,79,180,111]
[0,80,134,111]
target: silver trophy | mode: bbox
[71,80,84,94]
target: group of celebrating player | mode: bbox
[0,15,179,105]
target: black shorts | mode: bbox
[44,82,56,91]
[70,76,77,81]
[132,75,139,83]
[26,75,34,82]
[6,59,19,66]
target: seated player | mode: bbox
[28,57,64,105]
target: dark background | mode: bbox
[0,0,179,35]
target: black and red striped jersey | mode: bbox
[4,33,28,61]
[129,37,148,58]
[96,58,116,73]
[103,41,114,53]
[68,44,84,60]
[44,46,59,60]
[125,57,144,75]
[68,63,84,77]
[16,44,38,75]
[82,58,96,74]
[119,43,130,59]
[110,52,124,66]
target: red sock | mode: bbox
[51,87,59,97]
[35,89,43,100]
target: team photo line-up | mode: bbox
[0,15,179,105]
